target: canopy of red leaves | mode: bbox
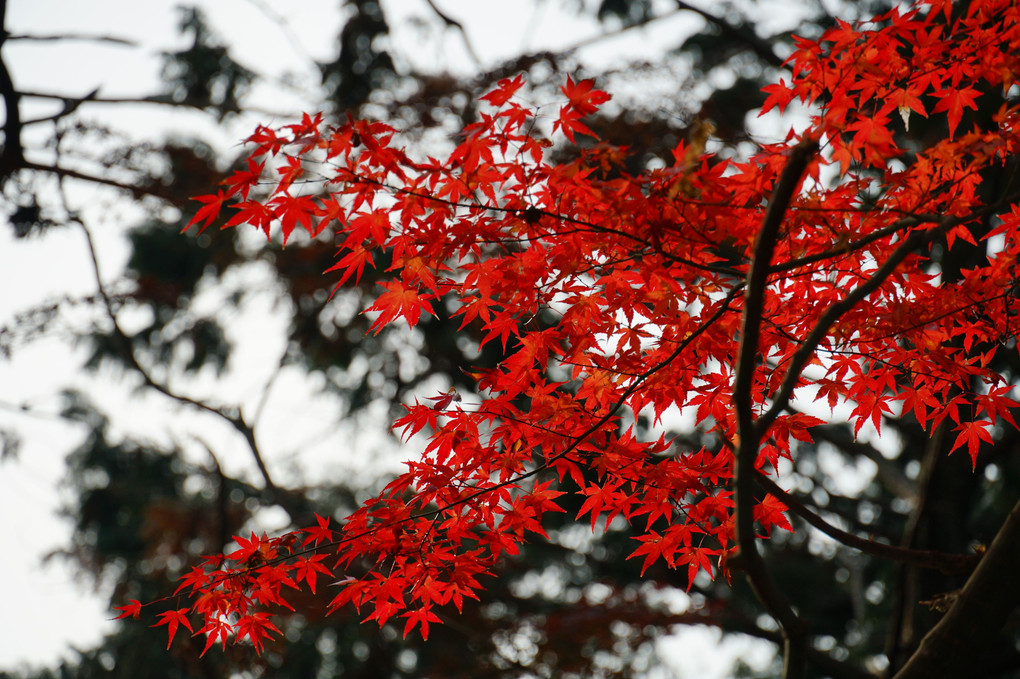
[155,0,1020,654]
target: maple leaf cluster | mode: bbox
[138,0,1020,654]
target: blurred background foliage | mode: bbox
[2,1,1019,678]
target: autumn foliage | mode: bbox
[122,0,1020,666]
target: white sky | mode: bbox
[0,0,780,675]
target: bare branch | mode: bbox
[0,398,64,421]
[754,472,979,575]
[561,8,687,55]
[4,32,137,46]
[57,167,278,496]
[18,89,296,120]
[22,160,187,206]
[675,0,786,69]
[21,86,99,126]
[423,0,481,68]
[238,0,314,63]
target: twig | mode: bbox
[18,89,297,120]
[22,160,188,206]
[79,217,278,493]
[561,7,695,58]
[21,87,99,126]
[238,0,314,63]
[0,399,64,421]
[51,149,278,496]
[191,436,233,552]
[423,0,481,68]
[3,32,136,46]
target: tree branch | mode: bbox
[64,180,279,497]
[758,216,954,436]
[732,135,817,679]
[3,32,136,46]
[769,217,918,274]
[237,0,314,63]
[22,160,188,206]
[17,89,296,122]
[0,0,25,183]
[675,0,786,69]
[893,496,1020,679]
[21,87,99,126]
[423,0,481,68]
[754,472,980,575]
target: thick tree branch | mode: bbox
[759,216,956,436]
[732,135,817,679]
[754,472,980,575]
[0,0,24,182]
[893,496,1020,679]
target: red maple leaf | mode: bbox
[112,599,142,620]
[402,606,442,641]
[753,494,794,536]
[268,193,318,243]
[185,191,227,233]
[302,513,334,547]
[222,158,264,200]
[932,85,980,139]
[365,282,435,333]
[560,76,610,116]
[426,387,462,410]
[480,74,525,107]
[951,419,994,469]
[293,555,333,594]
[152,608,194,650]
